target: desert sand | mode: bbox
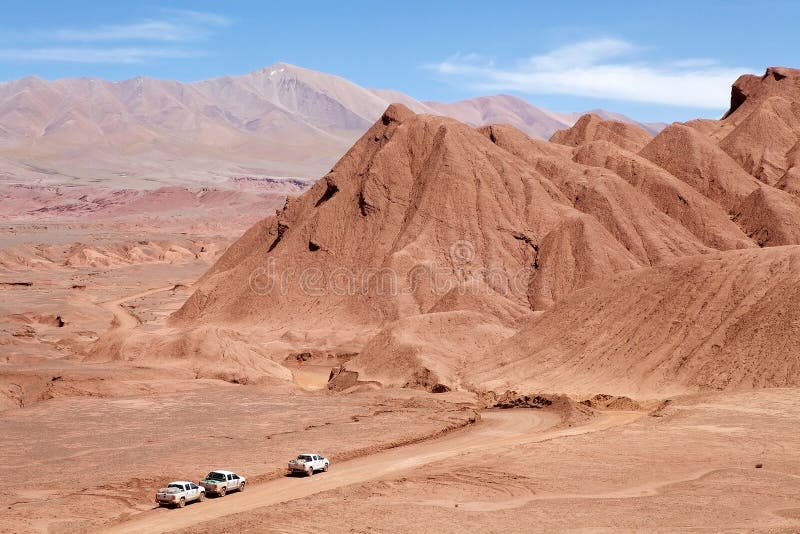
[2,66,800,533]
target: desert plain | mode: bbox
[2,64,800,534]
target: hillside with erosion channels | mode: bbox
[139,66,800,396]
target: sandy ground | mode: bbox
[0,210,480,533]
[106,410,647,534]
[2,191,800,534]
[171,389,800,534]
[0,382,477,533]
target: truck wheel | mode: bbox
[219,487,227,497]
[307,468,314,476]
[323,463,329,472]
[178,497,186,508]
[198,492,205,502]
[239,482,245,492]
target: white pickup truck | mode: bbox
[288,453,329,476]
[198,470,246,496]
[155,481,205,508]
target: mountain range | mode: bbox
[0,62,665,186]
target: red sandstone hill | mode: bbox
[173,102,719,330]
[718,67,800,186]
[550,113,653,152]
[159,67,800,394]
[173,103,641,328]
[473,246,800,397]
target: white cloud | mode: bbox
[0,10,230,64]
[0,9,232,64]
[44,21,203,43]
[159,9,232,27]
[0,47,200,64]
[38,10,230,42]
[669,58,719,68]
[428,38,751,109]
[525,38,635,70]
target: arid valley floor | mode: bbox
[3,185,800,534]
[3,65,800,533]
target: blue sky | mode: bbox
[0,0,796,122]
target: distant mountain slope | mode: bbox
[0,63,666,185]
[0,63,399,185]
[583,109,667,136]
[424,94,574,140]
[369,89,438,114]
[426,95,667,140]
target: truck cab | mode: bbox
[155,481,205,507]
[288,453,329,476]
[198,470,246,496]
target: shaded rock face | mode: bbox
[326,368,360,392]
[493,391,554,409]
[722,73,763,119]
[723,67,799,119]
[580,394,641,411]
[716,67,800,187]
[477,390,595,425]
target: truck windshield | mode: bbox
[206,472,226,481]
[298,455,313,461]
[167,484,183,489]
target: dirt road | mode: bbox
[101,409,640,534]
[98,285,181,329]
